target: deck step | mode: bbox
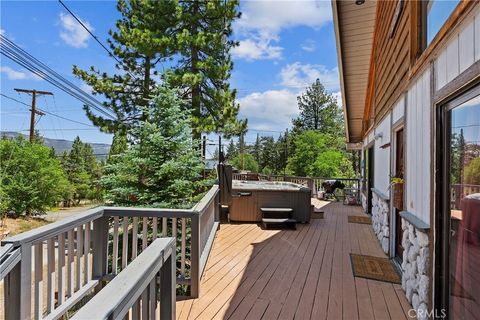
[261,208,296,229]
[261,218,297,229]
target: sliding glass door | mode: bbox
[442,89,480,319]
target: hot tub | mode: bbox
[229,180,312,223]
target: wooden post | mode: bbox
[4,243,32,320]
[4,257,21,320]
[14,88,51,142]
[92,216,109,291]
[160,253,176,320]
[190,214,200,298]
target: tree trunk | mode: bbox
[191,2,201,141]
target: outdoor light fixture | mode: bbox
[355,0,365,5]
[374,132,383,140]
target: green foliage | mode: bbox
[230,153,259,172]
[101,86,205,208]
[464,157,480,185]
[292,78,344,135]
[225,139,237,161]
[287,131,353,178]
[167,0,244,137]
[61,137,103,204]
[0,137,72,216]
[73,0,244,137]
[72,0,179,133]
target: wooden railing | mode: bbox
[232,173,360,197]
[0,185,219,320]
[451,183,480,209]
[72,237,176,320]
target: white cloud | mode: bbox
[59,12,92,48]
[80,83,93,94]
[236,1,332,35]
[232,32,283,61]
[301,39,316,52]
[233,1,332,61]
[280,62,339,91]
[238,89,299,131]
[0,66,41,81]
[332,91,343,107]
[0,28,5,35]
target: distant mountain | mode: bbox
[1,131,110,159]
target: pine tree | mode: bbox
[168,0,243,138]
[292,78,344,136]
[101,86,205,208]
[72,0,179,133]
[225,139,237,160]
[252,134,261,165]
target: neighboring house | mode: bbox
[334,0,480,319]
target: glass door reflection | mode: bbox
[447,94,480,319]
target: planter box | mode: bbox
[392,182,404,210]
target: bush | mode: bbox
[0,137,72,216]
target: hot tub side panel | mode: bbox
[229,189,311,223]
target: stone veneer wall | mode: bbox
[361,193,367,212]
[401,218,429,320]
[371,191,390,253]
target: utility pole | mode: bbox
[14,88,52,142]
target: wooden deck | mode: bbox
[176,200,414,320]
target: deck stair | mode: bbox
[260,207,296,229]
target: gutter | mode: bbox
[331,0,350,143]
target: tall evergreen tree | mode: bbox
[252,134,261,165]
[73,0,178,133]
[101,86,205,208]
[225,139,237,160]
[292,78,343,136]
[169,0,243,137]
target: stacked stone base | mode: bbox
[371,191,390,253]
[401,218,429,320]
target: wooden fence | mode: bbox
[0,185,219,320]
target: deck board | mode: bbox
[176,200,412,319]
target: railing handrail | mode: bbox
[1,206,104,247]
[1,185,221,248]
[72,237,176,320]
[103,207,194,218]
[192,184,219,214]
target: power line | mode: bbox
[58,0,139,81]
[1,93,95,127]
[0,35,116,120]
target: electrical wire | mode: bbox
[0,35,116,120]
[58,0,139,82]
[1,93,96,127]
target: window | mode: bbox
[424,0,460,46]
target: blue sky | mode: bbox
[1,1,340,147]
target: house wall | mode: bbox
[372,1,411,123]
[373,115,391,195]
[392,95,405,124]
[355,3,480,319]
[435,10,480,91]
[405,69,431,225]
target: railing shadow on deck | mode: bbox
[218,201,340,320]
[0,185,220,320]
